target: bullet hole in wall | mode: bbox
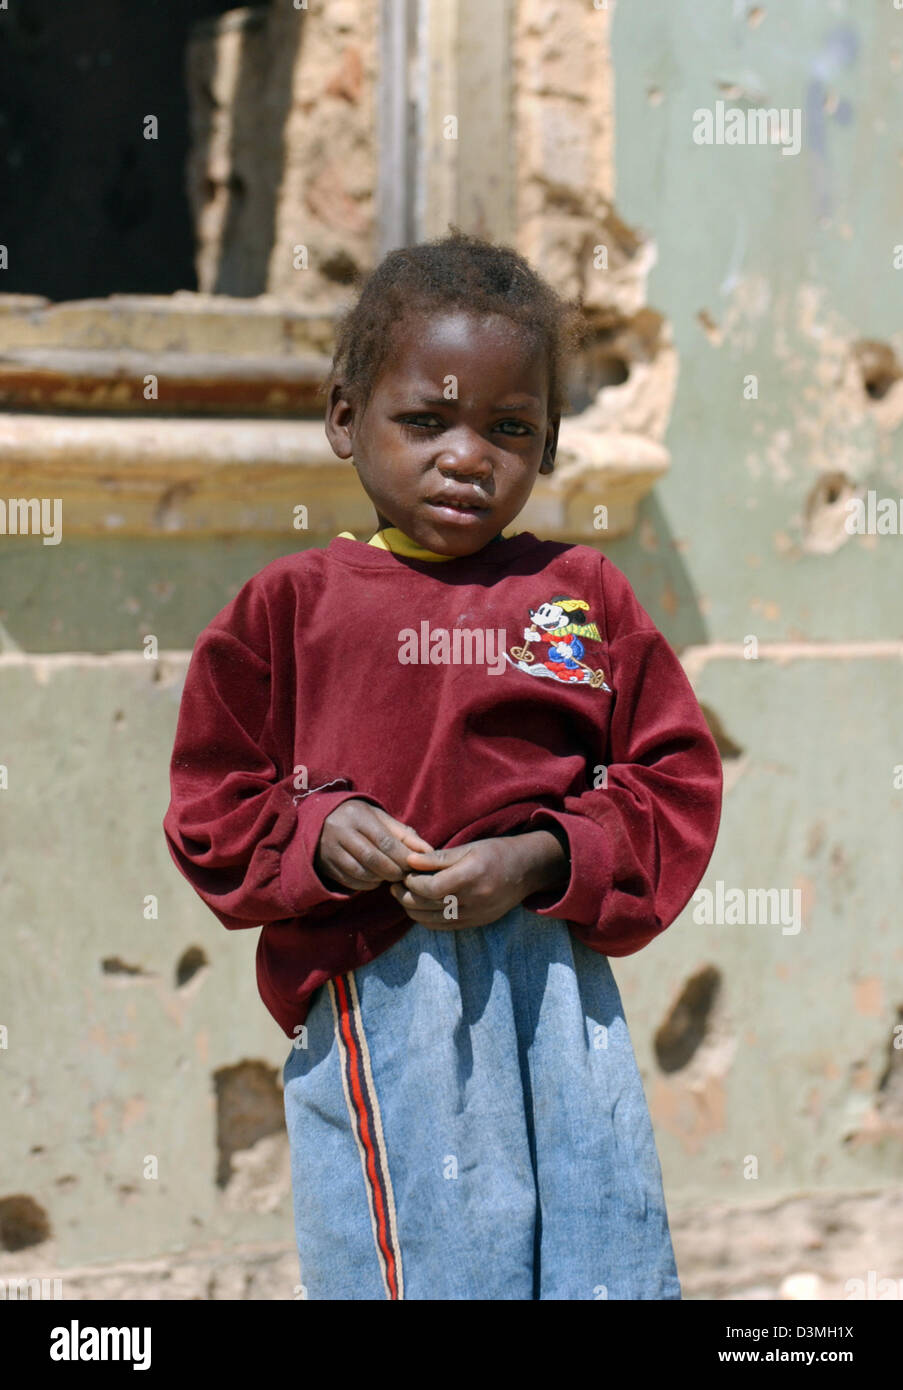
[802,470,856,554]
[213,1060,285,1190]
[562,306,668,414]
[876,1006,903,1114]
[319,247,360,285]
[0,1194,52,1252]
[566,343,631,413]
[563,301,670,416]
[843,1009,903,1146]
[696,308,722,346]
[101,956,152,977]
[654,965,722,1073]
[153,481,196,533]
[852,340,902,402]
[176,945,209,988]
[698,704,744,761]
[806,469,854,515]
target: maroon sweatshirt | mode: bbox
[163,531,723,1038]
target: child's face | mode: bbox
[326,309,559,555]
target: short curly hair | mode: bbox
[322,228,584,419]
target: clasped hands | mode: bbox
[314,799,568,931]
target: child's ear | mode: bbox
[539,415,560,474]
[324,381,356,461]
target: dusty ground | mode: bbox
[1,1189,900,1300]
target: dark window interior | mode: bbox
[0,0,272,300]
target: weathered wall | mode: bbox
[604,0,903,1281]
[1,0,902,1301]
[186,0,377,301]
[0,654,297,1279]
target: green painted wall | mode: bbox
[608,0,903,1205]
[607,0,903,646]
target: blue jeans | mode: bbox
[282,905,681,1300]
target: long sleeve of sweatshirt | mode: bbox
[163,572,388,930]
[520,555,723,955]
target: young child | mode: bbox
[163,231,722,1301]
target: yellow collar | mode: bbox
[336,525,516,561]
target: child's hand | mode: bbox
[388,830,569,930]
[315,801,434,892]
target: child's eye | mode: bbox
[397,415,535,437]
[400,415,443,432]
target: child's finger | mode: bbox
[349,829,418,882]
[349,808,431,872]
[325,845,384,890]
[390,882,452,916]
[404,844,468,871]
[400,862,474,901]
[397,872,442,900]
[390,880,428,906]
[377,812,434,854]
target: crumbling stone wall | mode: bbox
[186,1,377,302]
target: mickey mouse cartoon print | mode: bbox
[506,596,612,691]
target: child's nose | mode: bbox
[434,433,494,479]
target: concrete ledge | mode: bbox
[680,641,903,680]
[0,348,332,415]
[0,414,668,539]
[0,292,341,355]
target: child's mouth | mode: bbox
[424,495,490,524]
